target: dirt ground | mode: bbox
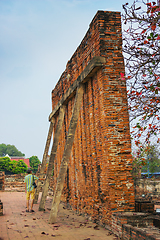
[0,192,119,240]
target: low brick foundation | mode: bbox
[122,224,160,240]
[5,174,25,192]
[112,212,153,238]
[4,173,53,194]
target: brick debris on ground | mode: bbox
[0,192,119,240]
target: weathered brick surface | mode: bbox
[135,201,154,213]
[0,171,5,191]
[122,224,160,240]
[51,11,135,226]
[135,179,160,202]
[5,174,25,192]
[112,212,153,238]
[4,173,53,194]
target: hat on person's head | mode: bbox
[27,168,32,174]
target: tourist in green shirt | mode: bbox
[24,168,38,212]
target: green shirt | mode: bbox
[24,174,38,192]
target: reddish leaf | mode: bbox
[120,73,124,77]
[151,24,156,31]
[141,29,146,34]
[120,73,125,80]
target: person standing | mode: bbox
[24,168,38,212]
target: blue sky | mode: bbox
[0,0,133,160]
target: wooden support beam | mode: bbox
[48,83,84,223]
[34,118,55,204]
[39,105,66,211]
[49,56,105,121]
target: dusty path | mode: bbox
[0,192,118,240]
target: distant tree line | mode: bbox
[0,156,27,174]
[0,143,25,157]
[0,144,41,174]
[29,156,41,173]
[131,144,160,179]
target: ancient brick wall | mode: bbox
[51,11,135,226]
[135,179,160,202]
[5,174,25,192]
[0,171,5,191]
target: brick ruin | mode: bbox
[47,10,135,226]
[0,171,5,191]
[135,178,160,201]
[0,172,4,216]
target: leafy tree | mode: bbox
[15,159,28,174]
[141,144,160,174]
[0,143,25,157]
[121,0,160,147]
[131,144,160,179]
[29,156,41,173]
[0,157,27,174]
[131,154,145,179]
[0,144,7,157]
[0,157,10,171]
